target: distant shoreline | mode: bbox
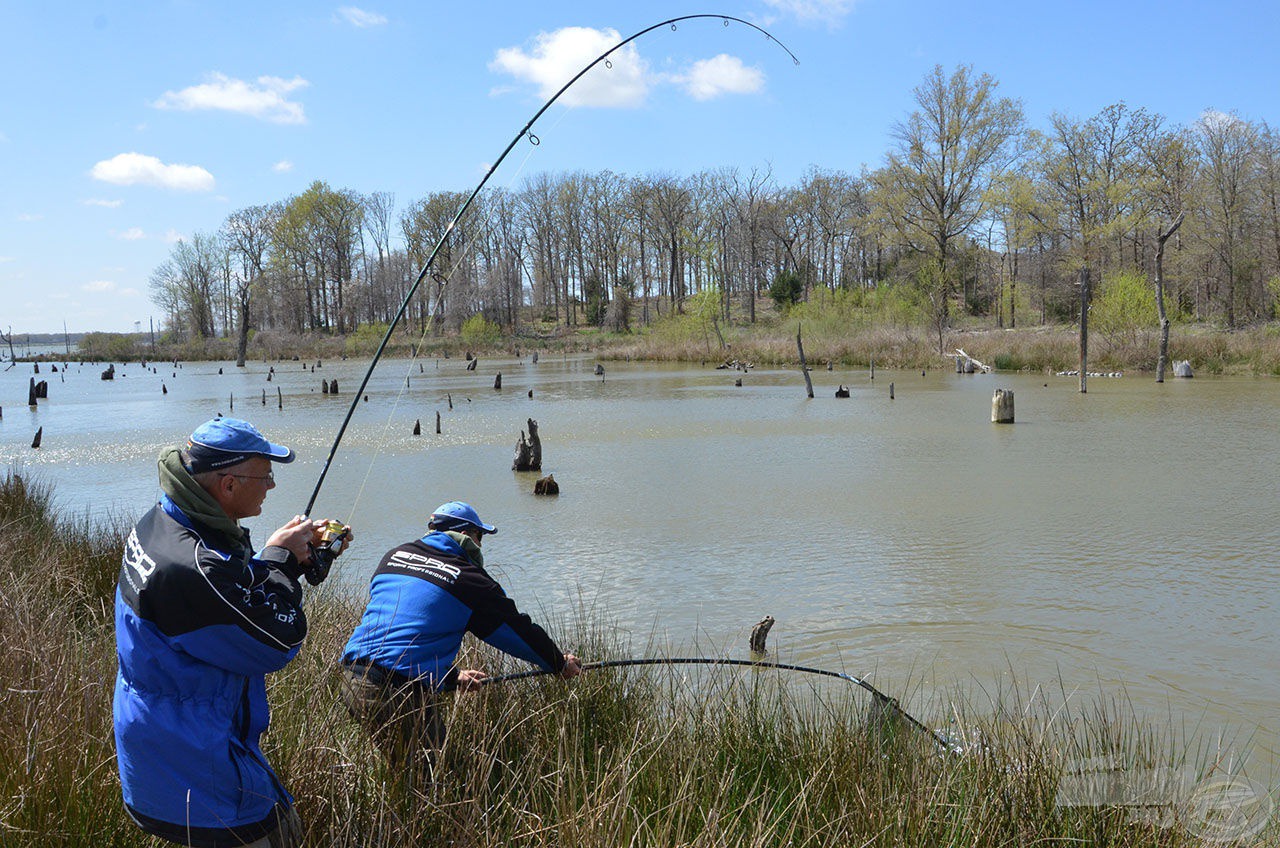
[6,322,1280,376]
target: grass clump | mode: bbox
[1,471,1274,846]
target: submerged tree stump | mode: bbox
[31,427,42,449]
[749,615,775,656]
[466,358,477,371]
[494,372,502,390]
[512,418,542,471]
[412,419,421,436]
[100,364,115,381]
[991,389,1014,423]
[835,385,850,398]
[533,474,559,496]
[1173,360,1194,378]
[28,377,37,407]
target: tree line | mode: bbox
[150,64,1280,361]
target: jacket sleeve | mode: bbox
[463,571,565,673]
[166,543,308,676]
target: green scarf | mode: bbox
[442,530,484,568]
[157,446,246,549]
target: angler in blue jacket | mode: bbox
[114,418,351,848]
[340,501,580,766]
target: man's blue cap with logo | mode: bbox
[429,501,497,535]
[185,417,295,474]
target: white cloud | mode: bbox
[91,152,215,191]
[273,159,294,172]
[82,280,117,293]
[17,212,43,222]
[0,256,14,263]
[490,27,649,108]
[760,0,855,25]
[83,198,124,208]
[336,6,387,27]
[118,227,146,240]
[153,73,309,124]
[677,55,765,101]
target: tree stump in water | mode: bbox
[329,379,338,394]
[835,385,850,398]
[494,372,502,390]
[749,615,774,656]
[28,378,37,407]
[31,427,42,449]
[100,364,115,381]
[512,418,542,471]
[412,419,421,436]
[1173,360,1194,378]
[436,411,441,434]
[321,380,329,394]
[466,358,477,371]
[534,474,559,495]
[594,364,604,377]
[991,389,1014,424]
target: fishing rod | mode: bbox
[481,656,963,754]
[303,14,799,518]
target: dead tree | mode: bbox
[512,418,542,471]
[796,324,814,399]
[1078,268,1090,394]
[1155,211,1186,383]
[534,474,559,495]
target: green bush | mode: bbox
[1093,270,1157,346]
[460,313,502,348]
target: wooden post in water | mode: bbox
[28,377,37,407]
[796,324,814,399]
[991,389,1014,423]
[889,382,894,400]
[277,387,283,409]
[494,372,502,390]
[413,419,421,436]
[1078,267,1090,394]
[435,411,441,434]
[31,427,42,449]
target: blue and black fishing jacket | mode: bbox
[113,495,306,848]
[342,531,565,688]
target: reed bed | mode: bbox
[0,471,1273,846]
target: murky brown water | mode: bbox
[4,352,1277,775]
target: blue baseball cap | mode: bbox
[429,501,497,535]
[185,417,295,474]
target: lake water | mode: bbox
[3,351,1278,778]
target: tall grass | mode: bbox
[1,471,1273,846]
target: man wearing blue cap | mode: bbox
[340,500,580,770]
[114,417,351,848]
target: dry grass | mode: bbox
[1,471,1274,846]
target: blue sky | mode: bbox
[1,0,1276,335]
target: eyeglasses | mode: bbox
[219,470,275,483]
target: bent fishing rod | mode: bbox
[480,656,962,754]
[303,14,799,518]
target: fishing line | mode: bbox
[338,113,562,527]
[303,13,799,518]
[481,656,964,754]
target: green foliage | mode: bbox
[769,270,805,310]
[584,274,607,326]
[343,321,391,356]
[78,332,139,362]
[1092,270,1157,345]
[460,313,502,348]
